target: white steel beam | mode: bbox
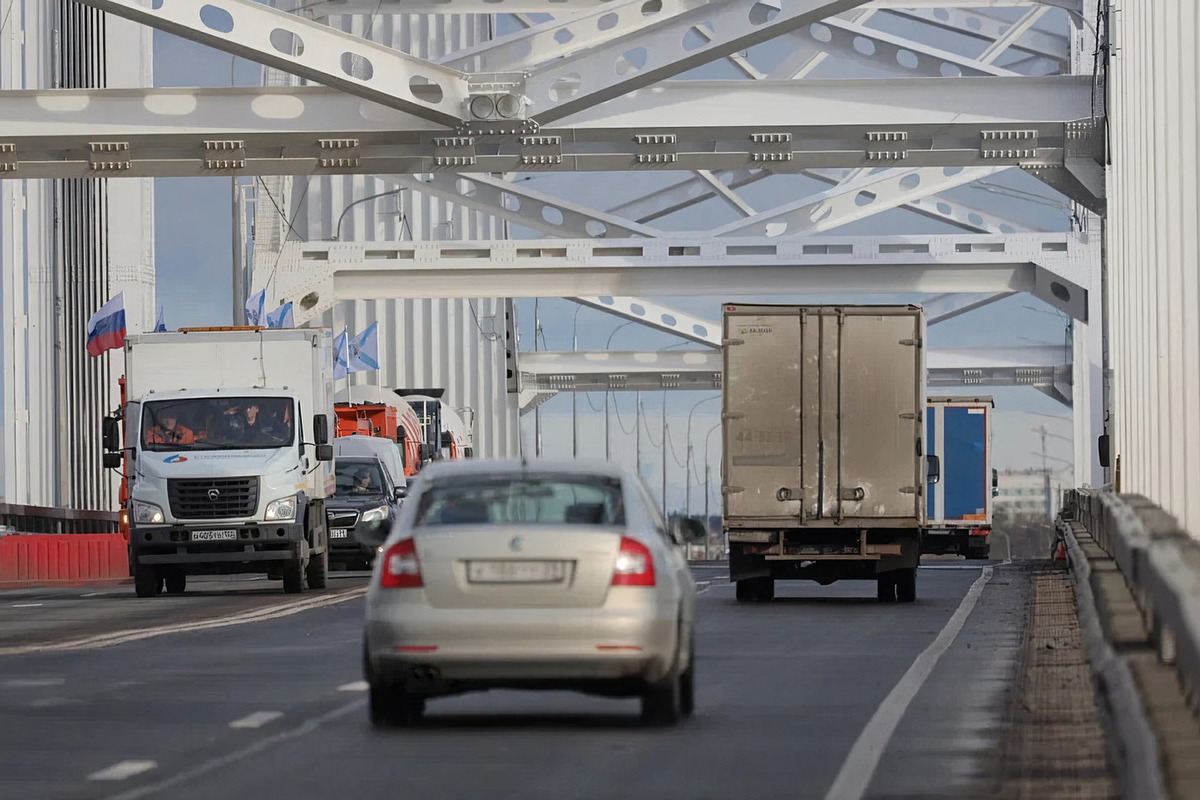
[292,0,1065,13]
[924,292,1019,324]
[789,17,1021,80]
[606,169,770,224]
[74,0,470,126]
[803,168,1039,233]
[887,8,1068,65]
[262,232,1095,324]
[0,77,1097,178]
[521,0,873,124]
[570,297,722,345]
[976,7,1051,65]
[711,166,1005,237]
[387,173,661,239]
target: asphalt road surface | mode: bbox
[0,558,1033,800]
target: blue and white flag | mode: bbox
[245,288,266,326]
[266,302,294,329]
[154,307,167,333]
[348,322,379,372]
[333,327,350,380]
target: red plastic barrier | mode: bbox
[0,534,129,582]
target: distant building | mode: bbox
[995,468,1073,520]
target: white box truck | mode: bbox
[102,327,336,597]
[722,304,939,603]
[922,396,996,559]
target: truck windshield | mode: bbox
[142,397,294,451]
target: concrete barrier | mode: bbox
[0,534,129,584]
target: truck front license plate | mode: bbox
[330,529,350,539]
[191,529,238,541]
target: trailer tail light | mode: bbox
[611,537,656,587]
[970,527,989,537]
[380,538,422,588]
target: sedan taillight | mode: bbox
[611,536,656,587]
[380,537,422,588]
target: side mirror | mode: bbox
[926,454,941,484]
[354,518,391,548]
[102,417,121,452]
[1098,434,1111,468]
[313,414,330,446]
[315,444,334,462]
[440,431,453,447]
[992,468,999,497]
[394,486,407,501]
[671,516,708,544]
[102,452,123,469]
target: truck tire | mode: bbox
[306,545,328,590]
[282,558,304,594]
[134,563,159,598]
[876,572,896,603]
[967,542,990,560]
[164,571,186,594]
[735,576,774,603]
[895,568,917,603]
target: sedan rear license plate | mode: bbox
[330,528,350,539]
[467,560,566,584]
[191,529,237,541]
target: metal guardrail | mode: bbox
[0,503,120,535]
[1063,488,1200,718]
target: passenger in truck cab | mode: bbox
[146,413,195,446]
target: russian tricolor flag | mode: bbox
[86,292,126,357]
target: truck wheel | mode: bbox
[306,546,328,590]
[876,572,896,603]
[134,564,159,598]
[967,543,991,560]
[895,568,917,603]
[735,577,773,603]
[282,558,304,594]
[164,571,186,594]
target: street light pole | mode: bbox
[571,304,582,459]
[605,321,635,461]
[685,394,720,516]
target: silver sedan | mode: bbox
[359,458,705,727]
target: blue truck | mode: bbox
[922,396,997,560]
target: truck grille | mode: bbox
[326,509,360,528]
[168,477,259,519]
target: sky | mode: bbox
[149,11,1084,512]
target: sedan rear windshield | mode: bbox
[414,475,625,526]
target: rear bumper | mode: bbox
[365,589,679,686]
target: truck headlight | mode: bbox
[360,505,390,523]
[132,500,164,525]
[265,497,297,521]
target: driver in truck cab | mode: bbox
[145,413,196,446]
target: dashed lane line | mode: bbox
[824,566,994,800]
[88,761,157,782]
[11,603,44,608]
[337,681,368,692]
[101,700,364,800]
[229,711,283,729]
[0,588,367,656]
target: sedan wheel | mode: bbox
[680,643,695,718]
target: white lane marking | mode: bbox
[11,603,43,608]
[3,678,65,688]
[101,700,363,800]
[83,592,115,598]
[919,564,985,570]
[88,761,157,781]
[338,680,368,692]
[0,588,367,656]
[229,711,283,729]
[824,566,994,800]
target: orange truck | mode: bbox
[334,387,424,478]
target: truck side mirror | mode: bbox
[671,516,708,544]
[992,468,999,497]
[1098,434,1111,468]
[102,417,121,452]
[313,414,329,446]
[315,444,333,462]
[926,455,941,484]
[102,452,123,469]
